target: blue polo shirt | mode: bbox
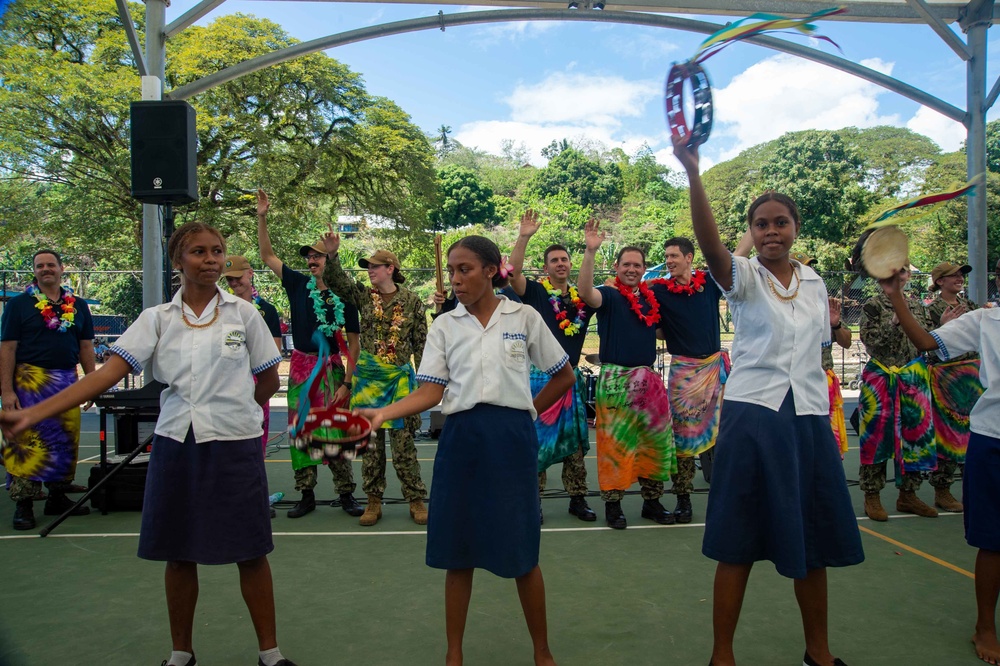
[595,285,658,368]
[1,289,94,369]
[513,279,595,367]
[282,266,360,354]
[650,274,723,358]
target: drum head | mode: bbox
[859,226,909,279]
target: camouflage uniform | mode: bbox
[926,293,980,489]
[538,446,588,496]
[324,255,428,500]
[602,479,664,503]
[294,461,357,494]
[858,291,933,493]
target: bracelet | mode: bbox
[831,321,842,330]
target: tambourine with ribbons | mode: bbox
[666,7,846,149]
[288,330,372,461]
[850,177,981,279]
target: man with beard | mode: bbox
[256,189,364,519]
[507,210,597,523]
[1,250,95,530]
[648,237,729,524]
[577,221,675,529]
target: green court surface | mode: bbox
[0,410,981,666]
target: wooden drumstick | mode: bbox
[434,234,444,294]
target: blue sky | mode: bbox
[168,1,1000,170]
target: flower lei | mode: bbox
[649,270,707,296]
[540,277,586,337]
[308,276,345,337]
[614,277,661,327]
[371,289,405,364]
[26,283,76,332]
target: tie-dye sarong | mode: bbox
[530,366,589,473]
[1,364,80,482]
[667,352,730,457]
[349,350,415,430]
[827,368,849,458]
[858,357,936,474]
[929,359,983,463]
[595,364,675,491]
[287,350,346,471]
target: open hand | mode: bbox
[256,189,270,217]
[584,219,606,252]
[828,297,842,328]
[941,303,967,325]
[519,209,541,237]
[322,223,341,256]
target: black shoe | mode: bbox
[287,489,316,518]
[258,659,298,666]
[605,501,627,530]
[43,492,90,517]
[803,652,848,666]
[338,492,364,517]
[13,499,35,531]
[641,498,676,525]
[673,494,693,524]
[568,496,597,522]
[159,655,196,666]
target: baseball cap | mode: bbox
[222,255,251,278]
[930,261,971,290]
[298,243,326,258]
[790,251,816,267]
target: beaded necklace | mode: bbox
[765,266,801,303]
[308,276,345,337]
[26,283,76,332]
[371,289,404,364]
[614,278,661,327]
[540,277,586,336]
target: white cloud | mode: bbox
[604,33,681,66]
[710,54,901,161]
[507,72,659,126]
[906,105,966,152]
[452,71,662,164]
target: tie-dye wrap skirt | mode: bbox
[930,358,983,463]
[595,364,675,491]
[667,352,730,458]
[287,349,346,471]
[859,357,936,474]
[530,365,590,473]
[1,364,80,482]
[349,350,416,431]
[827,368,849,458]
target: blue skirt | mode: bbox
[138,428,273,565]
[702,391,864,579]
[964,432,1000,550]
[427,404,540,578]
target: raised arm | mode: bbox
[829,297,852,349]
[733,228,754,259]
[256,189,285,276]
[673,136,733,291]
[509,209,541,297]
[576,220,605,309]
[879,273,938,352]
[321,225,363,308]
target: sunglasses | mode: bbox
[305,253,324,261]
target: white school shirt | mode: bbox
[110,289,282,442]
[715,254,832,415]
[930,308,1000,439]
[416,296,569,419]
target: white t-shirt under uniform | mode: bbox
[717,254,832,416]
[416,297,569,420]
[930,307,1000,439]
[111,289,282,442]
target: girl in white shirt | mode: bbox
[357,235,574,666]
[0,222,291,666]
[673,137,863,666]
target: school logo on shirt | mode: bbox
[508,340,526,363]
[224,330,247,350]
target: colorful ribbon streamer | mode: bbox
[870,175,983,224]
[693,7,847,64]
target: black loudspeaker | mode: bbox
[130,100,198,204]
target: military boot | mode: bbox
[605,501,627,530]
[863,493,888,522]
[359,495,382,526]
[409,498,428,525]
[44,490,90,517]
[568,495,596,522]
[13,499,35,531]
[673,494,693,524]
[897,490,938,517]
[287,489,316,518]
[641,498,676,525]
[934,487,964,513]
